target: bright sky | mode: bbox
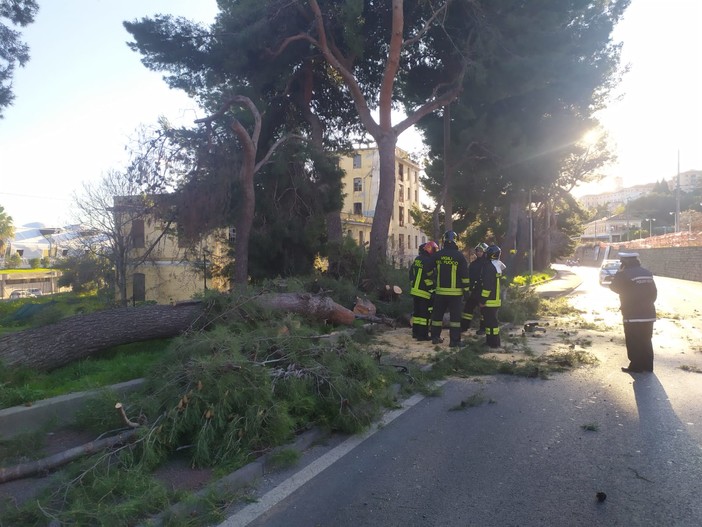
[1,0,700,227]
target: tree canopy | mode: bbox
[123,0,631,280]
[412,0,628,271]
[0,0,38,117]
[0,203,14,254]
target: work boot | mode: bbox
[449,341,461,348]
[431,337,444,345]
[417,327,431,341]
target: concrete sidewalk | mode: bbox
[533,267,583,298]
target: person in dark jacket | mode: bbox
[461,242,488,333]
[480,244,506,348]
[409,241,438,341]
[609,252,657,373]
[430,230,470,347]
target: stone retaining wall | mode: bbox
[574,245,702,282]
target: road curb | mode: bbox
[0,378,146,440]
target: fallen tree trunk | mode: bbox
[0,302,204,372]
[0,294,356,371]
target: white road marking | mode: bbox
[217,383,445,527]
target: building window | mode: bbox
[229,227,236,243]
[415,235,418,248]
[407,234,411,250]
[399,163,404,180]
[353,154,362,168]
[415,189,418,202]
[399,184,404,202]
[359,230,364,246]
[407,187,411,201]
[414,170,418,183]
[353,202,362,215]
[353,177,362,192]
[399,206,405,227]
[133,273,146,302]
[347,229,352,238]
[399,234,404,250]
[131,219,145,249]
[389,234,394,249]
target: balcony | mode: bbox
[340,211,373,225]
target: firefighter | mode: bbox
[462,242,488,333]
[430,230,470,347]
[409,241,438,341]
[480,244,506,348]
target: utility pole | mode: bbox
[675,150,681,232]
[528,189,533,279]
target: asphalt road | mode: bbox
[217,267,702,527]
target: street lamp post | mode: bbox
[645,218,656,238]
[528,190,533,279]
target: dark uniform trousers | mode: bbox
[412,297,433,340]
[461,294,485,332]
[482,306,500,347]
[432,294,463,344]
[623,321,654,371]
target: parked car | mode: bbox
[9,290,30,299]
[599,259,621,285]
[27,288,43,296]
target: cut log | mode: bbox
[378,284,403,301]
[353,297,377,317]
[0,293,356,372]
[255,293,355,325]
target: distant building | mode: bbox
[1,223,89,264]
[0,223,74,298]
[115,195,229,304]
[667,170,702,193]
[580,214,643,243]
[578,183,655,211]
[338,146,429,267]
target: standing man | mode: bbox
[609,252,657,373]
[430,231,470,347]
[480,245,506,349]
[409,241,438,341]
[462,242,488,333]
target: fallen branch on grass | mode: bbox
[0,429,139,484]
[0,402,144,484]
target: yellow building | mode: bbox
[117,196,229,304]
[338,147,429,267]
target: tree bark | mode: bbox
[255,293,355,325]
[0,303,204,371]
[0,294,356,371]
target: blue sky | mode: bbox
[1,0,701,227]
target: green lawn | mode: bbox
[0,339,172,409]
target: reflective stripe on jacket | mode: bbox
[409,252,435,299]
[481,260,505,307]
[433,245,469,296]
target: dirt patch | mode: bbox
[373,323,581,367]
[373,328,444,366]
[152,458,214,493]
